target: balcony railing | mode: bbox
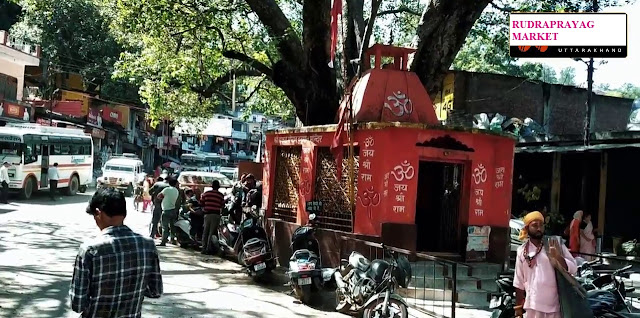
[0,30,41,58]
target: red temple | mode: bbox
[263,44,516,265]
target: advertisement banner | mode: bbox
[87,108,102,127]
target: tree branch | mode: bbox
[369,6,421,23]
[357,0,383,76]
[238,77,267,103]
[244,0,304,67]
[222,50,273,78]
[193,69,263,99]
[489,1,514,12]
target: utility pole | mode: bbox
[584,0,598,146]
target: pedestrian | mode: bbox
[514,211,577,318]
[184,188,204,242]
[157,178,180,246]
[200,180,224,254]
[580,213,596,260]
[70,187,163,317]
[48,162,59,200]
[569,210,583,256]
[142,177,153,212]
[0,162,10,204]
[148,177,168,238]
[133,181,143,211]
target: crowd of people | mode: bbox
[128,171,262,251]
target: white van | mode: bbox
[96,154,147,196]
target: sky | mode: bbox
[519,2,640,88]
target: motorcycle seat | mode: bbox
[290,249,319,261]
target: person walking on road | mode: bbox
[142,177,153,212]
[70,187,163,317]
[148,177,168,238]
[514,211,577,318]
[157,178,180,246]
[200,180,224,254]
[0,162,10,204]
[48,162,60,200]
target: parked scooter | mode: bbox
[489,270,516,318]
[173,210,200,249]
[212,205,276,280]
[334,244,412,318]
[287,213,335,304]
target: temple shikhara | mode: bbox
[262,44,516,266]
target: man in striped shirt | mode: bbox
[70,188,163,317]
[200,180,224,254]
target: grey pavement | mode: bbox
[0,191,491,318]
[0,191,346,318]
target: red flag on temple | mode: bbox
[330,0,342,67]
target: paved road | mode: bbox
[0,191,346,318]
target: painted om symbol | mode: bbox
[473,164,487,185]
[300,180,312,196]
[391,160,415,182]
[364,136,375,148]
[383,91,414,117]
[358,186,381,219]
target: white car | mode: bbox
[97,155,147,196]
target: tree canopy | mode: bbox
[8,0,638,125]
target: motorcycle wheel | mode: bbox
[362,298,408,318]
[293,285,312,305]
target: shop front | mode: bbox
[0,100,32,125]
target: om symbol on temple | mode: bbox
[383,91,414,117]
[473,164,488,185]
[358,186,381,219]
[391,160,415,182]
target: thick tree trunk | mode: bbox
[411,0,490,95]
[341,0,364,83]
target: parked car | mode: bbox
[177,171,234,198]
[510,218,524,253]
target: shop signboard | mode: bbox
[0,101,30,121]
[87,108,102,127]
[231,131,248,140]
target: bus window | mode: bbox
[70,145,80,155]
[52,144,61,155]
[61,144,70,155]
[23,143,37,164]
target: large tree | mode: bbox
[112,0,495,124]
[10,0,140,104]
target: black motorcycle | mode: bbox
[334,244,412,318]
[489,270,516,318]
[212,206,276,280]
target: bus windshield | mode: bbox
[105,165,134,172]
[0,141,22,156]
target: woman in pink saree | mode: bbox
[580,213,596,260]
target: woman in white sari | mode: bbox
[580,213,596,260]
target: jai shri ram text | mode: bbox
[511,20,595,41]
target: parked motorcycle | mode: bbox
[334,244,412,318]
[489,270,516,318]
[174,210,200,249]
[287,213,335,304]
[212,205,276,280]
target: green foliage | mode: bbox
[558,67,577,86]
[11,0,140,104]
[110,0,293,122]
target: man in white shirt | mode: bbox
[157,178,180,246]
[48,162,60,201]
[0,162,10,204]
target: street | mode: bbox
[0,191,346,318]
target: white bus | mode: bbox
[181,152,229,172]
[0,123,93,199]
